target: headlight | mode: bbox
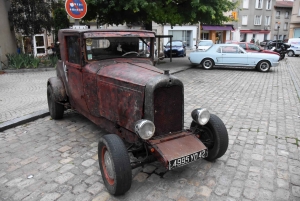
[191,108,210,125]
[178,48,183,51]
[134,120,155,140]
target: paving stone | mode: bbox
[275,189,290,201]
[81,159,96,167]
[229,186,242,198]
[243,188,257,199]
[86,182,104,195]
[54,172,74,184]
[292,185,300,198]
[40,193,61,201]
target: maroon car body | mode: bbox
[47,29,228,195]
[227,41,280,56]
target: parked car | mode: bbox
[227,41,280,57]
[286,38,300,57]
[260,40,272,47]
[164,40,186,57]
[266,40,284,49]
[188,44,280,72]
[197,40,214,51]
[47,29,229,195]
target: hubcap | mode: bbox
[260,62,268,71]
[204,60,211,68]
[104,151,114,179]
[102,147,115,185]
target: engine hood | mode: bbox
[84,58,163,87]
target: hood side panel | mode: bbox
[97,80,144,131]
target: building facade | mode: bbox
[272,1,293,41]
[289,0,300,38]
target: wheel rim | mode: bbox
[101,147,115,185]
[203,60,212,68]
[288,51,293,57]
[260,62,269,71]
[199,127,215,149]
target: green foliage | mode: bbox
[83,0,237,28]
[8,0,53,36]
[6,54,25,69]
[48,55,58,68]
[23,54,34,68]
[52,1,70,42]
[32,57,41,68]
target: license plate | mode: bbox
[168,149,208,170]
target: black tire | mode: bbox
[256,60,271,72]
[190,114,228,161]
[98,134,132,195]
[296,55,299,57]
[47,85,64,119]
[201,58,214,70]
[280,53,285,60]
[287,50,294,57]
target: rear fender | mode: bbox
[47,77,67,102]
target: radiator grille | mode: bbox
[153,85,183,135]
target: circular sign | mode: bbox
[65,0,87,19]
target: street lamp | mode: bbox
[277,22,280,48]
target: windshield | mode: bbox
[85,37,152,61]
[166,41,183,47]
[198,41,213,46]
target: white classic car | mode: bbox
[189,44,280,72]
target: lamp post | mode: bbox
[277,22,280,48]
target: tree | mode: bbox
[52,1,70,43]
[83,0,237,30]
[8,0,53,36]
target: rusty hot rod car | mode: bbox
[47,29,229,195]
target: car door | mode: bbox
[221,45,248,66]
[64,35,89,114]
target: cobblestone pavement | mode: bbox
[0,57,300,201]
[0,71,55,123]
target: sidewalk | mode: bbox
[0,57,193,131]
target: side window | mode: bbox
[239,44,246,50]
[217,47,222,53]
[66,36,80,64]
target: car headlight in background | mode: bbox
[134,120,155,140]
[191,108,210,125]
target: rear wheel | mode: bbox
[256,60,271,72]
[98,134,132,195]
[287,50,294,57]
[47,85,64,119]
[190,114,229,161]
[201,58,214,70]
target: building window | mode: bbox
[266,0,272,10]
[283,35,287,40]
[276,11,280,19]
[254,15,262,25]
[275,23,280,30]
[279,35,282,40]
[298,8,300,16]
[242,15,248,25]
[284,22,288,30]
[255,0,263,9]
[265,16,270,26]
[243,0,249,9]
[285,12,289,19]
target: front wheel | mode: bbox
[287,50,294,57]
[98,134,132,195]
[201,58,214,70]
[256,60,270,72]
[280,53,285,60]
[190,114,229,161]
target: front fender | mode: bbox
[47,77,67,102]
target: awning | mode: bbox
[202,25,234,31]
[240,30,270,34]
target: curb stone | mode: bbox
[0,109,49,132]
